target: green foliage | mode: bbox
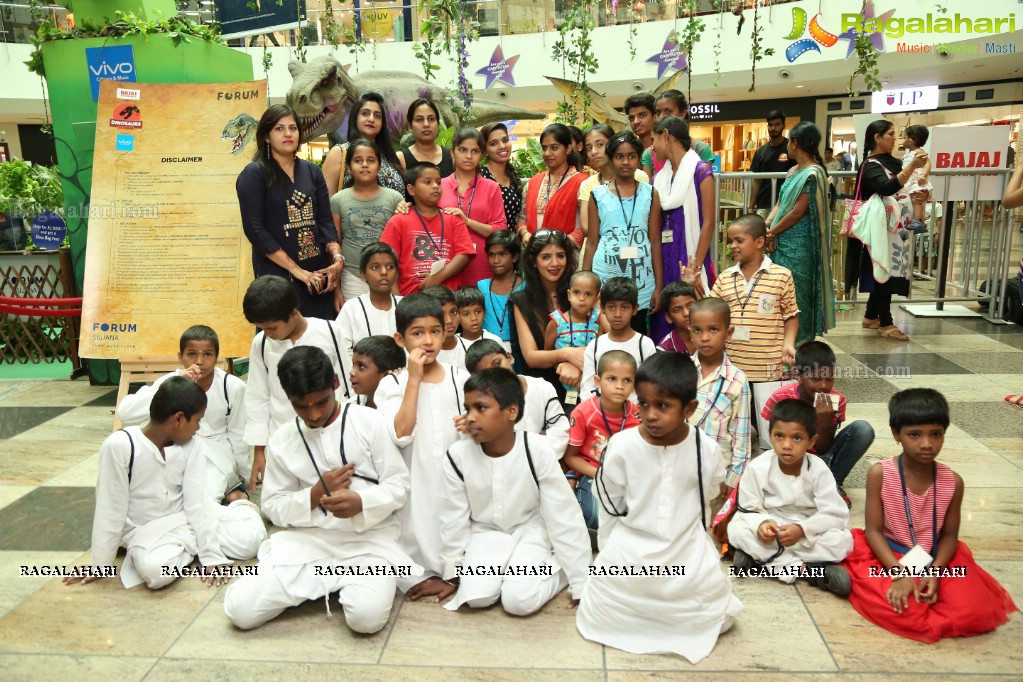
[848,32,881,96]
[26,10,225,77]
[674,0,704,104]
[0,161,66,249]
[551,0,599,125]
[626,8,638,61]
[748,3,775,93]
[510,138,546,178]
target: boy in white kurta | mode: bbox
[439,368,590,613]
[335,242,403,383]
[577,352,743,664]
[224,347,421,633]
[375,293,470,601]
[66,377,265,590]
[244,275,349,490]
[729,398,853,593]
[117,325,249,503]
[465,339,570,458]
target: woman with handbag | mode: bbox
[321,92,405,196]
[844,120,928,341]
[765,121,835,345]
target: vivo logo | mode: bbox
[90,62,135,77]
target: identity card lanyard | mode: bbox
[695,377,726,429]
[732,270,766,321]
[457,176,478,217]
[897,454,938,555]
[487,276,518,337]
[598,401,628,438]
[414,207,445,256]
[613,179,638,229]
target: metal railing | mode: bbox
[711,168,1019,322]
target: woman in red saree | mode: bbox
[518,124,588,249]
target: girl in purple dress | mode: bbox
[650,116,717,342]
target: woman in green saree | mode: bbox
[766,121,836,345]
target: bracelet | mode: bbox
[332,253,344,262]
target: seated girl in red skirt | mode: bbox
[844,388,1017,643]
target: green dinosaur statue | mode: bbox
[221,113,258,154]
[286,56,547,142]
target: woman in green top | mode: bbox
[766,121,836,344]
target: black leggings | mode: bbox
[865,290,894,327]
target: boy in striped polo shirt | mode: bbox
[709,213,798,384]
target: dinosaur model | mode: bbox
[286,55,548,142]
[221,113,258,155]
[545,70,690,133]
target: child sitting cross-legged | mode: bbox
[844,388,1018,643]
[464,339,569,458]
[66,377,266,590]
[577,352,743,663]
[224,346,419,634]
[116,324,249,503]
[564,350,641,531]
[439,368,591,614]
[349,335,406,408]
[729,398,854,595]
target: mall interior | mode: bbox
[1,0,1023,679]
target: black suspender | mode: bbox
[120,429,136,483]
[262,323,350,399]
[446,433,539,488]
[357,295,397,337]
[223,371,232,416]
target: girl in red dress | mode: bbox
[844,388,1017,643]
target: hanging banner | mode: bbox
[80,79,265,359]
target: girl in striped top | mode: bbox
[843,388,1017,643]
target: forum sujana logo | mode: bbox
[783,2,1015,62]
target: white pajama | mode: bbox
[728,452,853,583]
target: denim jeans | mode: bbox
[818,420,875,486]
[576,476,598,530]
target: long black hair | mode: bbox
[583,124,615,168]
[516,230,576,331]
[863,119,894,162]
[651,116,692,151]
[347,92,401,168]
[789,121,827,176]
[254,104,299,192]
[540,123,583,173]
[480,122,521,194]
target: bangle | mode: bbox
[332,253,344,262]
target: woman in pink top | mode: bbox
[439,128,507,286]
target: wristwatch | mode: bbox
[332,253,344,263]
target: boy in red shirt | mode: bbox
[381,163,476,295]
[564,350,641,531]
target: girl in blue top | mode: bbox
[477,229,524,353]
[583,131,664,334]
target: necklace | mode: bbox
[540,167,570,212]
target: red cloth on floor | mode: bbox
[843,528,1017,643]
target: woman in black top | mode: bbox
[237,104,343,318]
[397,98,454,177]
[846,119,928,340]
[480,122,526,228]
[510,229,585,408]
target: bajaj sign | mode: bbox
[871,86,939,114]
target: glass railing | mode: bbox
[0,0,803,46]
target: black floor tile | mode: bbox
[950,317,1023,335]
[0,486,94,551]
[850,352,972,376]
[0,406,72,439]
[991,334,1023,351]
[950,402,1023,439]
[937,352,1023,374]
[83,389,119,407]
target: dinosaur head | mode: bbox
[286,56,356,142]
[221,113,258,155]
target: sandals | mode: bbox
[1006,395,1023,407]
[861,318,880,329]
[878,326,910,341]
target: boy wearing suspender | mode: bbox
[336,243,402,383]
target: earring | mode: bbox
[265,144,270,160]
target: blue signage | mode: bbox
[712,154,722,174]
[85,45,137,102]
[217,0,305,39]
[30,211,67,250]
[116,134,135,152]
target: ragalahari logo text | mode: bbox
[110,104,142,129]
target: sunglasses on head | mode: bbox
[533,229,568,244]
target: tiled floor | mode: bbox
[1,310,1021,681]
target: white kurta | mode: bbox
[117,368,250,498]
[728,452,853,581]
[518,375,570,459]
[439,432,591,613]
[579,333,659,401]
[336,293,402,381]
[577,427,743,663]
[91,427,265,589]
[437,336,471,371]
[224,405,420,632]
[375,364,469,581]
[243,318,348,448]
